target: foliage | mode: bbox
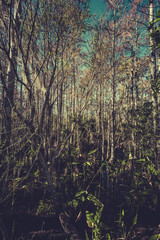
[107,157,160,239]
[68,190,104,240]
[149,9,160,49]
[150,234,160,240]
[36,199,56,216]
[124,101,155,159]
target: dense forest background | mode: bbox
[0,0,160,239]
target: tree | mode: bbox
[0,0,90,206]
[149,0,160,162]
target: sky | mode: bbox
[90,0,106,17]
[89,0,160,17]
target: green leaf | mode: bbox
[150,234,160,240]
[85,230,90,240]
[106,233,111,240]
[86,210,95,228]
[137,158,145,162]
[85,161,91,166]
[72,162,78,165]
[153,18,160,24]
[72,199,79,208]
[34,169,39,177]
[133,214,137,226]
[88,148,98,155]
[122,209,124,217]
[141,190,151,195]
[87,194,103,208]
[75,190,87,198]
[152,193,158,206]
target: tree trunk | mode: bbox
[110,9,116,164]
[2,0,19,149]
[149,0,159,161]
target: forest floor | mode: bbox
[1,210,159,240]
[1,182,160,240]
[132,225,160,240]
